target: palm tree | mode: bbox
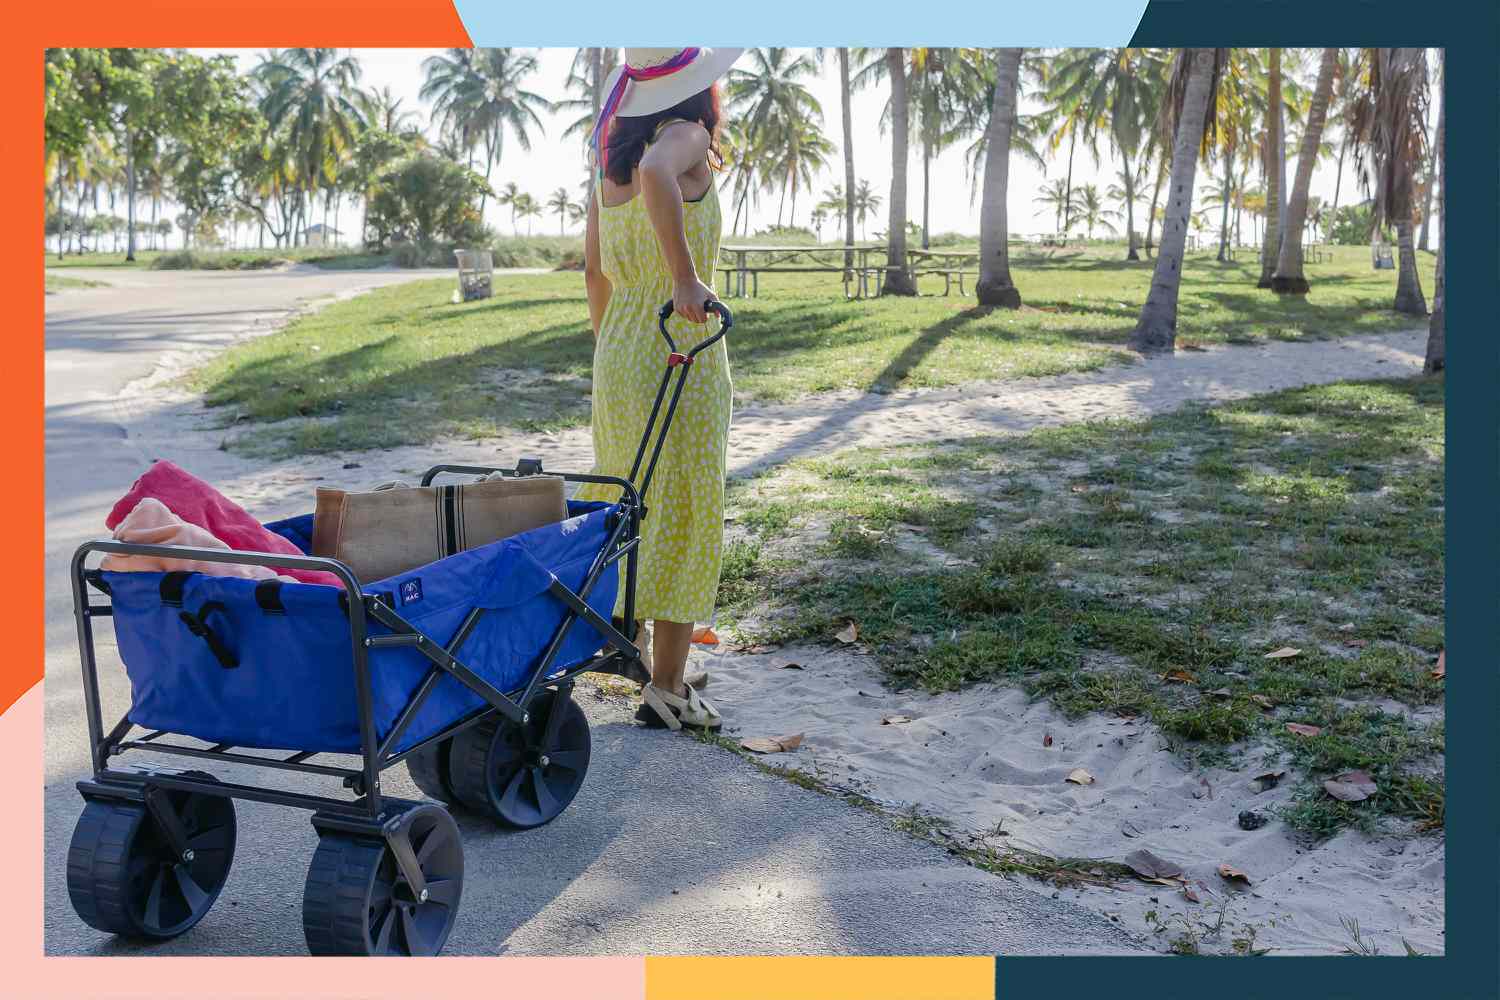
[1034,179,1079,235]
[512,192,541,235]
[558,48,618,202]
[852,179,881,239]
[906,48,988,248]
[725,48,822,234]
[765,115,834,227]
[1257,47,1283,286]
[1349,47,1429,315]
[976,48,1024,308]
[422,48,548,217]
[837,50,857,261]
[363,84,421,136]
[496,180,521,234]
[1271,47,1339,294]
[547,186,574,235]
[879,48,917,294]
[254,48,366,246]
[1132,48,1224,355]
[1424,50,1444,373]
[1075,184,1116,239]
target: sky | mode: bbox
[200,48,1437,243]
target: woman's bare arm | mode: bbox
[583,191,609,336]
[639,120,714,324]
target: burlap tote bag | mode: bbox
[311,475,567,583]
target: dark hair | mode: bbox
[603,83,724,187]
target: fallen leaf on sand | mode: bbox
[1251,694,1275,710]
[1264,646,1302,660]
[1121,821,1143,839]
[1162,669,1197,684]
[740,733,804,754]
[1124,849,1182,880]
[1182,883,1201,903]
[781,662,804,670]
[881,715,912,725]
[1323,769,1378,802]
[691,626,720,646]
[1207,687,1233,698]
[835,622,859,644]
[1286,723,1323,738]
[1066,768,1095,785]
[1432,651,1445,679]
[1043,733,1054,748]
[1250,770,1286,793]
[1217,864,1252,885]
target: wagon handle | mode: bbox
[657,298,733,363]
[628,300,734,507]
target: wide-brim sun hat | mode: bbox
[605,47,745,118]
[591,47,744,169]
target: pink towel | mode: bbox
[106,460,342,587]
[101,499,300,582]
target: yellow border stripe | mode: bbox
[645,957,994,1000]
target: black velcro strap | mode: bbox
[84,570,112,596]
[337,590,350,618]
[254,580,285,614]
[179,600,238,669]
[159,572,192,607]
[440,485,459,558]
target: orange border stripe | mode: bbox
[645,957,995,1000]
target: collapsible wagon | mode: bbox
[65,301,731,956]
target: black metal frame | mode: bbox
[68,300,733,879]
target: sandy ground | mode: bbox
[103,288,1440,956]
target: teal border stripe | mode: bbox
[451,0,1150,47]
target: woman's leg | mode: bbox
[650,619,694,695]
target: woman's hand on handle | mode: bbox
[670,276,717,324]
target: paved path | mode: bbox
[42,266,1142,957]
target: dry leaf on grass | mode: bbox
[1162,669,1197,684]
[691,626,720,646]
[1344,638,1369,649]
[1217,864,1252,885]
[1250,770,1286,793]
[1043,733,1054,748]
[1065,768,1095,785]
[1250,694,1275,710]
[1264,646,1302,660]
[1286,723,1323,738]
[835,621,859,644]
[881,714,913,725]
[1323,769,1378,802]
[1124,849,1182,880]
[740,733,804,754]
[1207,687,1233,699]
[1433,651,1445,679]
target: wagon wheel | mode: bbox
[303,804,463,956]
[405,737,456,803]
[449,687,591,829]
[67,775,237,940]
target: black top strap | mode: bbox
[159,571,192,607]
[254,580,286,614]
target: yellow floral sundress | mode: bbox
[574,137,731,625]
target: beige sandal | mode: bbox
[641,682,722,731]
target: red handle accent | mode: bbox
[666,352,691,367]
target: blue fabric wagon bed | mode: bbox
[101,499,620,756]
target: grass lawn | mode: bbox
[44,274,108,292]
[191,243,1436,457]
[716,377,1445,839]
[43,248,390,271]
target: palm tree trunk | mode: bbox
[839,49,856,271]
[1273,48,1337,293]
[881,48,917,296]
[1424,51,1445,373]
[1122,150,1139,260]
[125,126,138,261]
[1418,89,1442,252]
[1393,217,1426,314]
[976,48,1023,308]
[921,138,931,250]
[1145,156,1164,255]
[55,157,65,260]
[1216,155,1232,261]
[1132,48,1216,355]
[587,47,605,206]
[1062,127,1077,235]
[1258,49,1281,287]
[1330,138,1347,219]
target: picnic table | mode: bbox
[906,248,982,296]
[718,244,888,299]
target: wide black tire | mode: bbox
[302,804,463,956]
[448,688,591,829]
[67,786,236,940]
[405,737,456,803]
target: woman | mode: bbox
[577,47,742,731]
